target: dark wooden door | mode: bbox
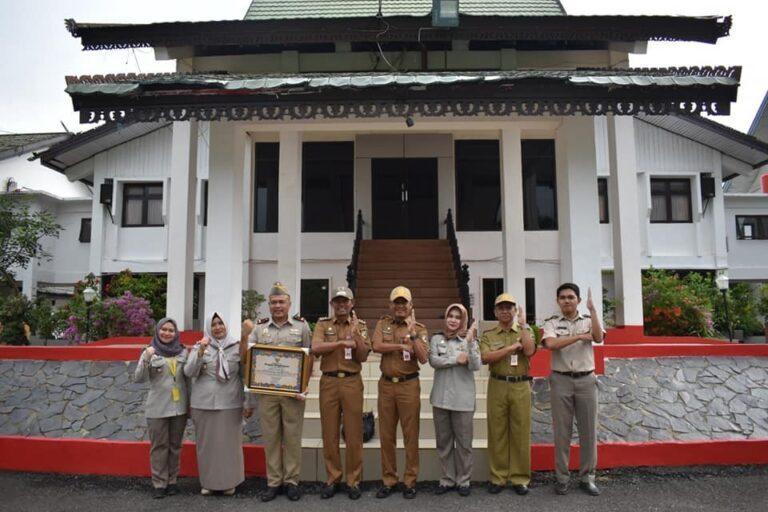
[372,158,438,239]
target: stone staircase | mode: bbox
[352,239,462,333]
[300,355,494,482]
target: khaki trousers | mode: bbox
[378,378,420,488]
[147,414,188,489]
[259,394,306,487]
[550,371,598,484]
[433,407,474,488]
[319,374,364,487]
[486,379,531,486]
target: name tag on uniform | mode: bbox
[509,354,518,367]
[344,347,353,360]
[262,328,270,336]
[402,350,411,361]
[171,387,181,402]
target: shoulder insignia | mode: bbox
[357,319,367,326]
[256,318,269,325]
[380,315,393,321]
[293,314,306,322]
[544,315,558,321]
[481,327,495,334]
[414,321,426,328]
[317,316,332,322]
[583,314,592,319]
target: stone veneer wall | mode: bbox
[1,357,767,443]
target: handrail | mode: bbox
[444,209,471,319]
[346,209,364,292]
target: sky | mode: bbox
[0,0,766,135]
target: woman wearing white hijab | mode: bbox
[184,312,253,495]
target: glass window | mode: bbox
[455,140,501,231]
[482,278,504,321]
[650,178,692,223]
[300,279,329,323]
[254,143,279,233]
[202,179,208,227]
[122,183,164,227]
[736,215,768,240]
[302,142,354,232]
[525,278,536,324]
[78,218,91,243]
[598,178,609,224]
[522,140,558,230]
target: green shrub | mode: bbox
[242,290,266,322]
[711,283,763,336]
[105,269,167,320]
[0,294,32,345]
[642,269,714,337]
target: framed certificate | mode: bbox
[244,344,312,397]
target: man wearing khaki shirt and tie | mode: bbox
[542,283,604,497]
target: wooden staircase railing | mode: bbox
[444,208,471,319]
[346,209,364,292]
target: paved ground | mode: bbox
[3,466,768,512]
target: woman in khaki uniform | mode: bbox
[184,312,253,496]
[134,317,189,499]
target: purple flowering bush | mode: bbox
[61,291,154,343]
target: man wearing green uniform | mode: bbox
[480,293,536,495]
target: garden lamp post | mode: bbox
[83,286,97,343]
[715,273,732,343]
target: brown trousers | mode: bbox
[319,374,364,487]
[378,378,421,488]
[147,414,187,489]
[259,394,306,487]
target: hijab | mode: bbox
[443,303,468,340]
[151,317,183,357]
[204,311,239,382]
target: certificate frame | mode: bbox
[244,344,311,397]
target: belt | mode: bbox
[382,373,419,383]
[322,371,359,378]
[554,370,594,378]
[491,373,532,383]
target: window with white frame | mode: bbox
[736,215,768,240]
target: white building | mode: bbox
[0,133,92,302]
[29,1,768,337]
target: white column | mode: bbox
[500,126,526,310]
[711,153,728,269]
[277,130,303,312]
[166,121,198,329]
[607,115,643,327]
[555,117,603,320]
[204,122,246,338]
[89,174,105,279]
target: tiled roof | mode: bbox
[0,133,68,159]
[244,0,566,20]
[65,67,741,96]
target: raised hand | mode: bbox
[144,346,156,359]
[465,319,477,341]
[517,305,526,326]
[456,352,469,365]
[587,287,596,313]
[198,336,210,355]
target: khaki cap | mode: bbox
[331,286,354,300]
[389,286,412,302]
[269,282,290,297]
[494,293,517,306]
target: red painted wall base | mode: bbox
[1,436,766,478]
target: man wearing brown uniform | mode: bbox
[311,286,370,500]
[372,286,429,499]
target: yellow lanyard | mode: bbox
[165,357,181,402]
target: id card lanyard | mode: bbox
[166,357,181,402]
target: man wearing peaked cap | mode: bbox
[372,285,428,499]
[480,292,537,495]
[311,286,371,500]
[247,282,312,502]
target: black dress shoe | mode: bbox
[488,483,504,494]
[579,481,601,496]
[347,486,362,500]
[376,486,394,499]
[457,486,471,497]
[285,483,302,501]
[152,488,166,499]
[165,484,179,496]
[403,486,417,499]
[321,483,338,499]
[512,484,529,496]
[435,485,454,495]
[261,486,280,502]
[554,482,569,495]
